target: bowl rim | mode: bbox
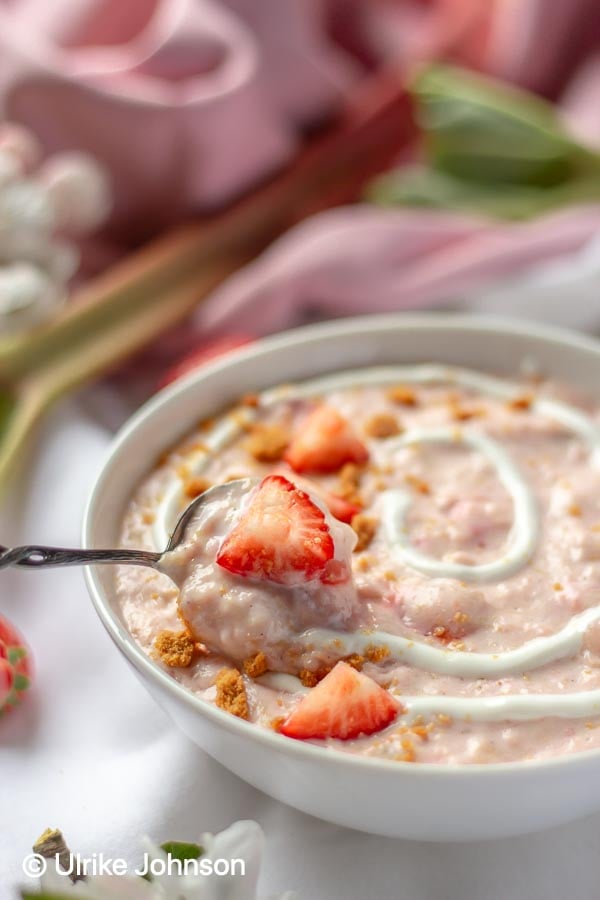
[84,311,600,778]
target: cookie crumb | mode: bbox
[245,423,290,462]
[405,474,430,495]
[350,514,378,552]
[241,393,260,407]
[243,651,268,678]
[336,463,364,505]
[387,385,418,407]
[410,724,430,741]
[365,644,390,663]
[154,630,196,668]
[214,668,249,720]
[507,394,533,412]
[299,669,319,688]
[437,713,453,726]
[399,737,416,762]
[449,402,484,421]
[184,476,212,499]
[364,413,402,439]
[270,716,286,732]
[344,653,365,671]
[568,503,582,517]
[355,555,373,572]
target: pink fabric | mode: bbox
[190,205,600,337]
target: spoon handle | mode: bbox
[0,545,161,569]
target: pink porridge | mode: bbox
[117,365,600,765]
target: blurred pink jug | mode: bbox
[0,0,360,238]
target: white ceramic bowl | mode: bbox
[84,313,600,841]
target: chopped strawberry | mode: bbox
[281,661,399,741]
[284,405,369,474]
[324,492,362,524]
[273,466,361,523]
[216,474,335,585]
[158,335,254,389]
[0,615,32,716]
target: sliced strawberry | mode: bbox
[158,335,254,389]
[273,466,361,524]
[284,405,369,474]
[281,661,399,741]
[324,492,362,524]
[216,474,334,585]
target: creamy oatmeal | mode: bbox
[117,365,600,765]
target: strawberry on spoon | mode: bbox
[216,474,335,586]
[281,661,400,741]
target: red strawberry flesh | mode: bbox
[281,661,400,741]
[216,474,335,585]
[284,405,369,474]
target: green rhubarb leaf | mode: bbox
[367,64,600,219]
[368,165,600,220]
[410,63,598,186]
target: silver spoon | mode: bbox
[0,479,251,571]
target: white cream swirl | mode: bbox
[380,427,539,582]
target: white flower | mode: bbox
[0,121,111,335]
[35,821,298,900]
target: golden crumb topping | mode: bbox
[245,423,290,462]
[299,669,319,688]
[214,668,249,719]
[387,385,418,407]
[507,394,534,412]
[365,644,391,663]
[154,630,196,668]
[364,413,402,439]
[184,476,213,499]
[243,650,269,678]
[405,474,430,495]
[351,513,378,552]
